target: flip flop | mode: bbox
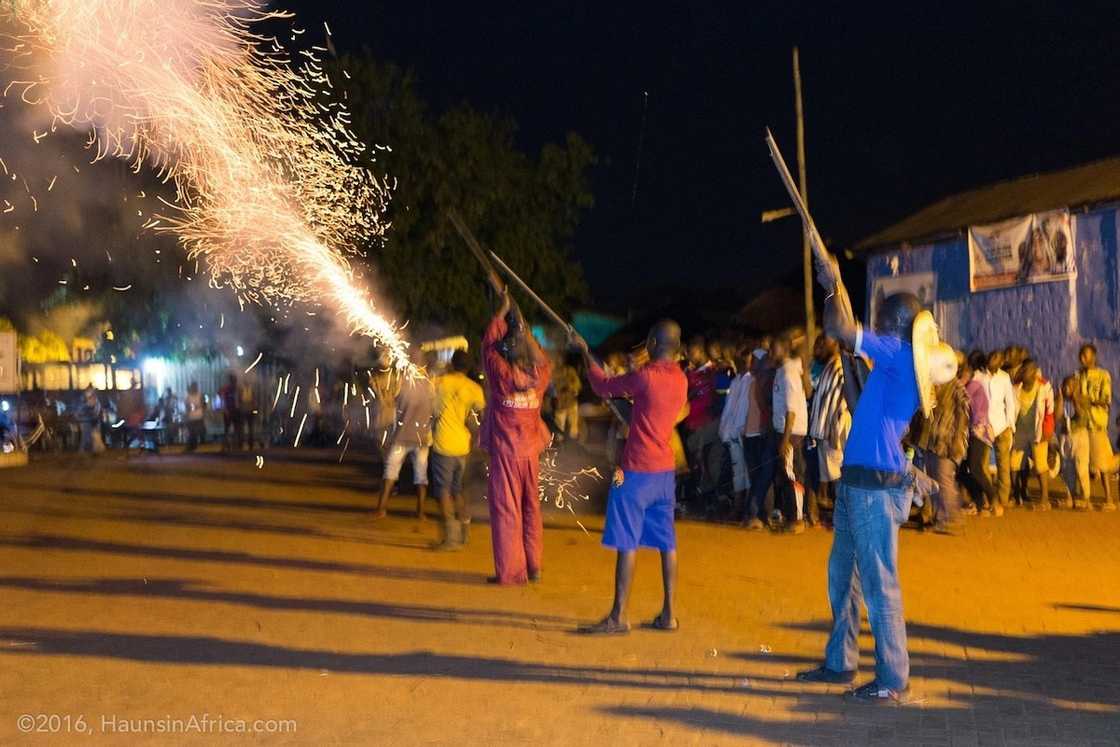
[641,616,680,632]
[577,618,631,635]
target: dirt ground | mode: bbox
[1,449,1118,745]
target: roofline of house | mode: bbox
[856,197,1120,258]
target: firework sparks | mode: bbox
[292,411,308,447]
[243,351,262,374]
[2,0,412,367]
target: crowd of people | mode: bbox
[588,331,1119,535]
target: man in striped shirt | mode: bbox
[807,335,849,528]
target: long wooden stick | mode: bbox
[489,251,573,334]
[764,128,839,288]
[446,209,504,293]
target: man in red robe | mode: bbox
[480,287,553,585]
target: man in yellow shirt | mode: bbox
[431,350,487,549]
[1073,343,1117,510]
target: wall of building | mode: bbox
[866,204,1120,438]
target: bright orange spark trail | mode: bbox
[1,0,411,367]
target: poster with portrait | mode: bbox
[868,272,936,327]
[968,209,1075,291]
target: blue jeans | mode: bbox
[824,482,912,691]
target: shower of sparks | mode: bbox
[243,351,262,374]
[289,385,300,418]
[2,0,412,368]
[479,449,603,514]
[538,452,603,513]
[271,377,283,411]
[292,411,308,447]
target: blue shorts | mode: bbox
[602,470,676,551]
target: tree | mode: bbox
[333,54,594,337]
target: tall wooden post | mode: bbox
[793,47,816,359]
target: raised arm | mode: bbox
[482,292,513,383]
[571,333,638,400]
[819,256,859,351]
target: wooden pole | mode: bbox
[793,47,816,360]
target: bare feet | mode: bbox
[372,509,387,520]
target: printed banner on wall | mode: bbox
[868,271,937,327]
[968,209,1075,291]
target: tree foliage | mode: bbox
[334,53,595,336]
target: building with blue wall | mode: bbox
[857,156,1120,438]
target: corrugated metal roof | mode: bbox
[855,155,1120,253]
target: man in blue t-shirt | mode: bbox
[796,259,921,705]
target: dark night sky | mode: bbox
[289,0,1120,307]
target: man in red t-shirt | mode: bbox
[572,320,688,635]
[480,288,553,585]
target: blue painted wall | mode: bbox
[866,204,1120,440]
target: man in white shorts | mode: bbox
[374,364,436,521]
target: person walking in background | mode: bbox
[1055,375,1082,509]
[219,374,240,452]
[430,350,486,551]
[155,387,179,444]
[771,332,809,532]
[1003,345,1029,384]
[709,339,737,507]
[1011,359,1055,509]
[185,381,206,452]
[574,320,688,634]
[479,285,553,585]
[238,377,258,450]
[1072,343,1117,510]
[77,384,105,454]
[370,348,402,457]
[964,351,1000,516]
[912,352,971,532]
[807,334,849,529]
[552,353,583,444]
[744,346,777,530]
[682,337,721,506]
[373,356,436,522]
[718,347,753,521]
[978,349,1018,510]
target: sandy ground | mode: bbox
[1,448,1118,745]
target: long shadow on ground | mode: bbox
[0,577,578,632]
[0,533,487,586]
[1,624,1118,743]
[6,483,373,516]
[0,626,781,695]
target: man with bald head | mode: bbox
[797,260,923,704]
[572,320,688,634]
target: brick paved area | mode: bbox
[1,451,1118,745]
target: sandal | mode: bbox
[641,615,680,632]
[577,617,631,635]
